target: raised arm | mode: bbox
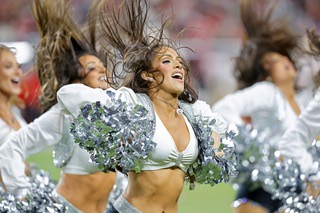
[212,82,277,125]
[0,104,65,196]
[278,88,320,174]
[57,84,115,117]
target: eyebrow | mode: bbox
[159,54,182,60]
[84,61,103,67]
[85,62,96,66]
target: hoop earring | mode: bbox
[149,77,155,83]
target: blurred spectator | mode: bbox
[19,70,41,123]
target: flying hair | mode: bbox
[234,0,299,89]
[89,0,198,103]
[32,0,96,112]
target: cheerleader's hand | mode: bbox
[211,131,224,158]
[214,148,225,158]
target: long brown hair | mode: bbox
[32,0,97,112]
[307,30,320,88]
[235,0,299,89]
[90,0,198,103]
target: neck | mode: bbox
[0,93,12,111]
[275,82,296,99]
[0,94,18,127]
[150,95,182,115]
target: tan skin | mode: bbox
[234,52,301,213]
[123,47,222,213]
[55,54,116,213]
[0,49,23,130]
[0,49,32,182]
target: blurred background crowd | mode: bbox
[1,0,320,123]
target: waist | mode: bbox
[52,189,83,213]
[124,168,184,209]
[57,172,116,201]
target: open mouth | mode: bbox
[11,78,20,84]
[98,76,107,82]
[172,72,183,80]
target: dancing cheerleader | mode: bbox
[275,30,320,212]
[0,45,26,144]
[0,0,120,212]
[57,0,237,212]
[0,44,28,185]
[212,0,313,212]
[278,30,320,179]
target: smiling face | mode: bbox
[78,54,109,89]
[261,52,297,85]
[0,49,23,99]
[149,47,185,97]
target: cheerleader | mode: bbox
[278,30,320,201]
[0,0,118,212]
[0,45,26,144]
[212,0,312,212]
[0,44,28,185]
[57,0,237,212]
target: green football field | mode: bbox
[28,148,236,213]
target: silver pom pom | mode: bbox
[71,91,156,173]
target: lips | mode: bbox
[172,72,183,80]
[98,76,107,81]
[11,77,20,84]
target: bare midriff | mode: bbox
[124,167,185,213]
[57,171,116,213]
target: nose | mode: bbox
[98,64,107,73]
[174,61,182,69]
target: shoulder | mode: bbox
[182,99,212,117]
[215,81,276,104]
[191,100,211,110]
[0,119,14,144]
[295,86,315,109]
[241,81,277,94]
[235,81,279,103]
[57,83,109,97]
[116,87,144,105]
[116,87,136,97]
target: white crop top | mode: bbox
[142,111,198,173]
[0,106,27,146]
[62,146,100,174]
[0,103,101,193]
[56,84,227,174]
